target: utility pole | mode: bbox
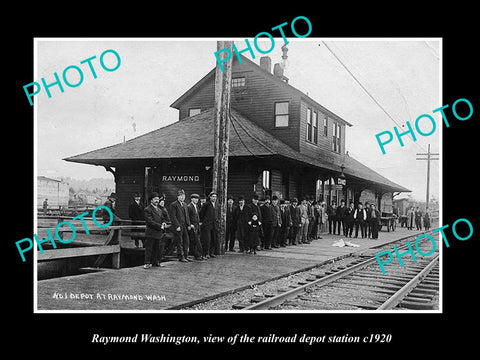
[416,144,439,210]
[212,40,233,255]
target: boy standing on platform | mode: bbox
[247,214,261,254]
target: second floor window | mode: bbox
[232,77,246,87]
[323,114,328,136]
[307,108,318,144]
[332,122,341,153]
[307,107,312,141]
[275,101,289,127]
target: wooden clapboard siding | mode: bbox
[299,99,347,165]
[115,167,145,219]
[176,59,302,152]
[179,76,215,120]
[227,165,257,199]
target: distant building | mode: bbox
[393,197,410,216]
[37,176,69,208]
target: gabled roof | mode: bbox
[170,55,353,127]
[64,108,409,193]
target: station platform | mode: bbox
[36,225,430,311]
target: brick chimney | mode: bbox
[259,56,272,73]
[273,63,289,83]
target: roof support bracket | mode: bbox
[103,166,117,181]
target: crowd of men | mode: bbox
[102,190,386,269]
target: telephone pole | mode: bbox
[416,144,439,210]
[212,40,233,255]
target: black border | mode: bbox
[7,7,479,354]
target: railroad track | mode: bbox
[177,231,440,311]
[243,238,439,311]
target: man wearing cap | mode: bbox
[128,192,145,248]
[187,193,205,260]
[289,198,300,245]
[199,191,218,258]
[102,192,122,225]
[144,192,169,269]
[169,189,191,262]
[260,196,274,250]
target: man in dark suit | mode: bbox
[415,207,423,230]
[225,196,237,252]
[369,203,381,239]
[288,198,300,245]
[144,192,169,269]
[187,193,205,260]
[260,196,274,250]
[128,192,145,248]
[326,200,337,235]
[199,191,218,258]
[102,192,122,225]
[233,196,250,252]
[271,195,282,248]
[279,200,292,247]
[353,202,367,238]
[169,189,191,263]
[336,199,346,236]
[344,202,355,238]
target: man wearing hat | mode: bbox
[271,195,282,248]
[128,192,145,248]
[169,189,191,262]
[233,195,249,252]
[144,192,169,269]
[102,192,122,225]
[199,191,218,258]
[260,196,274,250]
[187,193,205,260]
[225,195,237,252]
[289,198,301,245]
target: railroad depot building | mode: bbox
[65,54,410,219]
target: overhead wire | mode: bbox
[321,41,429,153]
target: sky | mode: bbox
[36,38,440,202]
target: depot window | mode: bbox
[274,101,289,127]
[232,77,246,87]
[188,108,201,116]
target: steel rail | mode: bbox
[376,254,439,310]
[243,239,436,311]
[242,255,381,310]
